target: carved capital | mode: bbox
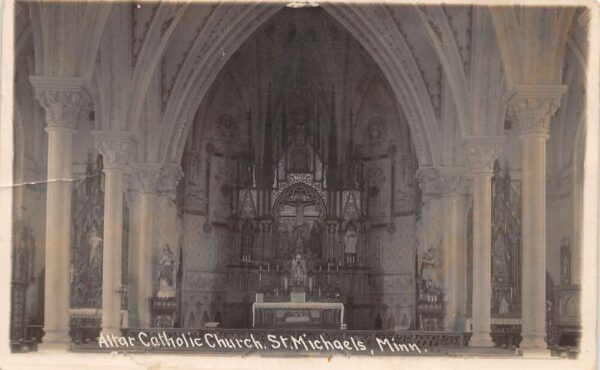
[507,85,567,137]
[128,163,163,194]
[463,136,505,174]
[30,76,91,132]
[437,168,467,197]
[158,163,184,196]
[416,167,442,198]
[93,131,134,170]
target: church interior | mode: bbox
[9,1,590,356]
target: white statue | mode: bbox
[499,294,510,314]
[292,253,306,286]
[420,247,436,284]
[157,244,176,298]
[88,224,103,268]
[343,225,358,254]
[283,273,289,292]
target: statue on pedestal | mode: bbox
[157,244,176,298]
[498,294,510,314]
[291,253,307,288]
[88,224,103,270]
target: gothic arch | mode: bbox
[29,2,111,80]
[414,6,471,138]
[273,183,326,219]
[155,3,442,168]
[489,8,575,87]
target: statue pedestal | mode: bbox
[150,297,177,327]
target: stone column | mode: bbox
[128,163,162,327]
[438,168,468,331]
[508,85,566,350]
[30,76,91,350]
[94,131,133,336]
[464,137,504,347]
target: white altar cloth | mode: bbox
[252,302,344,327]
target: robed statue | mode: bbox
[157,244,176,298]
[88,224,103,269]
[291,253,307,287]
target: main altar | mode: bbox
[251,250,345,329]
[178,83,420,331]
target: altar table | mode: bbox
[252,302,345,328]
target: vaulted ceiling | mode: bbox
[13,1,588,171]
[186,7,414,161]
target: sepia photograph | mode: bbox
[0,0,598,369]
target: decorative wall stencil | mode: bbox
[365,116,388,144]
[71,153,104,309]
[214,114,240,142]
[209,156,235,224]
[364,160,390,223]
[183,214,217,271]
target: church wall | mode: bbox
[181,214,229,327]
[384,216,417,329]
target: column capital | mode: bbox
[437,167,468,197]
[416,166,442,200]
[128,163,163,194]
[158,163,184,197]
[30,76,92,132]
[463,136,505,174]
[507,85,567,138]
[93,130,135,171]
[416,166,469,199]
